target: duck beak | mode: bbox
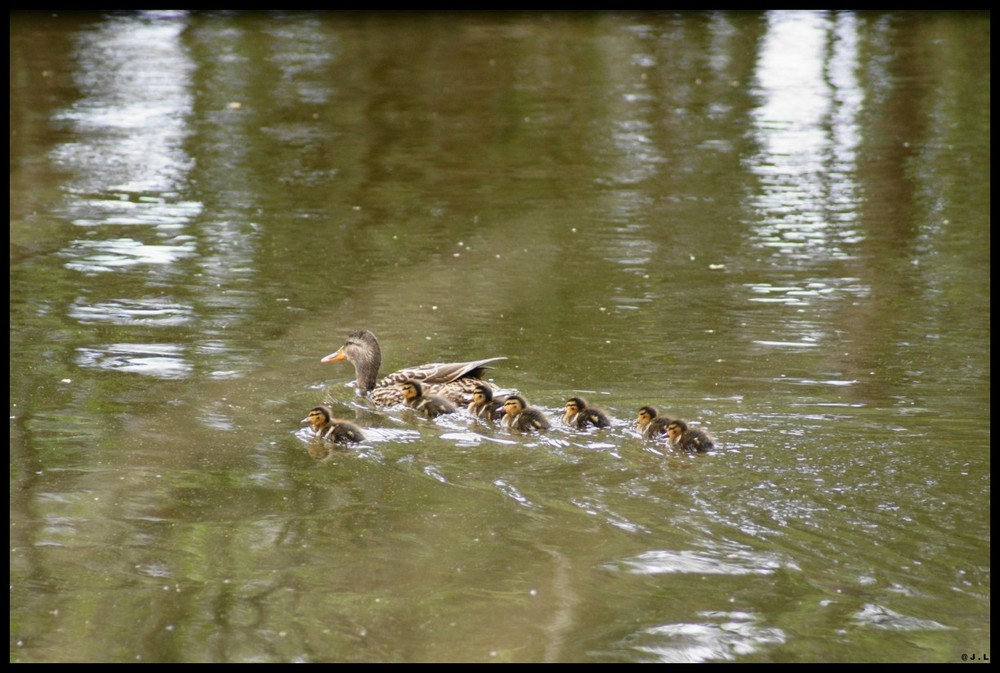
[321,347,347,363]
[300,416,310,424]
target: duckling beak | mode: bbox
[321,347,347,363]
[300,416,311,424]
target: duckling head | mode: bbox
[400,379,423,402]
[302,406,332,430]
[666,419,688,443]
[503,394,527,415]
[472,383,494,403]
[637,405,657,427]
[565,396,590,415]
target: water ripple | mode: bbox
[68,298,194,326]
[632,611,787,663]
[61,237,197,274]
[76,343,192,379]
[851,603,951,631]
[493,479,539,509]
[607,547,794,576]
[570,497,650,534]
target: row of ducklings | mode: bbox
[302,379,714,452]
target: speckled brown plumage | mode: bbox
[321,329,505,407]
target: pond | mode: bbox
[9,10,990,663]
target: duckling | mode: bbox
[563,396,612,429]
[467,383,505,422]
[636,405,672,440]
[501,394,551,432]
[666,419,715,452]
[321,329,506,406]
[301,406,366,444]
[400,379,457,419]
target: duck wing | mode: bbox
[375,356,506,389]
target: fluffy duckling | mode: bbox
[301,406,365,444]
[666,419,715,452]
[467,383,505,422]
[400,379,457,419]
[321,329,505,406]
[501,394,551,432]
[563,396,612,429]
[636,405,672,440]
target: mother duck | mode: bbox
[321,329,506,407]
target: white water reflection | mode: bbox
[67,197,202,228]
[493,479,540,509]
[68,298,194,326]
[608,547,796,575]
[53,12,196,206]
[76,343,192,379]
[50,12,202,382]
[571,497,650,534]
[10,11,989,664]
[49,12,273,380]
[747,11,863,264]
[633,612,787,663]
[851,603,951,631]
[753,340,820,349]
[61,236,197,274]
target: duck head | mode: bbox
[321,330,382,392]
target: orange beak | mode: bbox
[321,347,347,363]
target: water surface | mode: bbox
[10,10,990,663]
